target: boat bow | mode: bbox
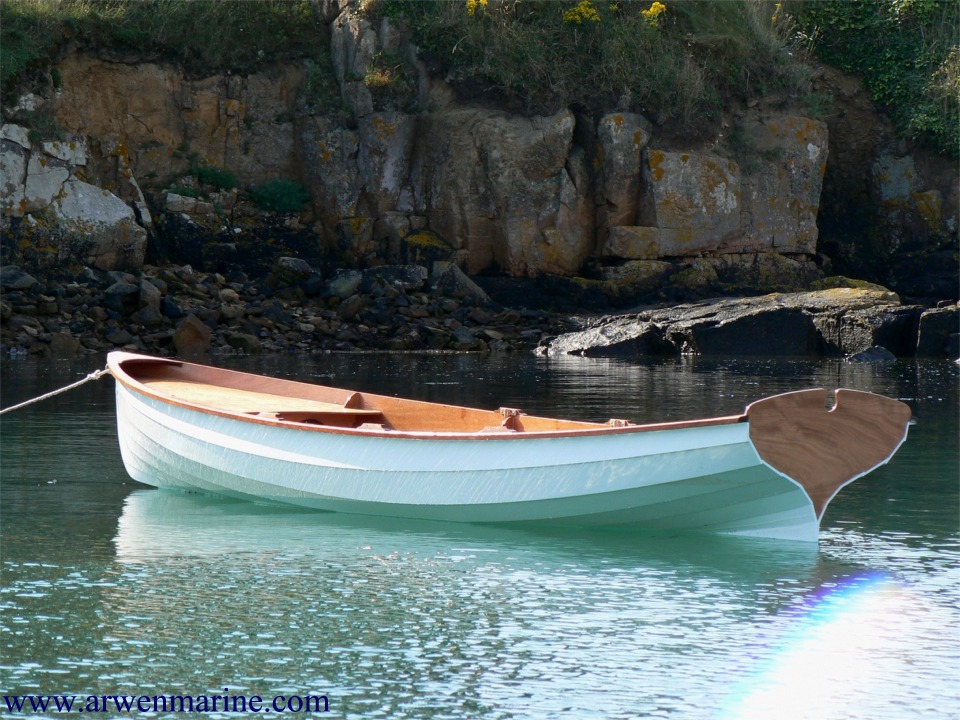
[746,389,912,519]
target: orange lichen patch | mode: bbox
[372,116,397,139]
[647,150,666,182]
[316,143,334,163]
[912,190,943,230]
[405,230,449,250]
[632,130,644,149]
[593,145,605,171]
[613,114,624,130]
[346,216,372,234]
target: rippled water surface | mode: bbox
[1,354,957,719]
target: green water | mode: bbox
[1,355,957,719]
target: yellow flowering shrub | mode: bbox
[562,0,600,25]
[466,0,487,18]
[641,1,666,28]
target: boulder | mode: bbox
[49,332,81,358]
[838,305,922,356]
[670,305,818,356]
[916,305,960,357]
[173,314,212,356]
[226,332,263,354]
[430,262,491,304]
[847,346,896,363]
[361,264,428,293]
[139,278,162,310]
[269,256,315,287]
[102,280,141,315]
[540,317,673,357]
[323,269,363,299]
[24,154,70,213]
[51,180,148,271]
[0,266,41,292]
[337,293,365,321]
[541,287,912,358]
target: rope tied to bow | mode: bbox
[0,367,111,416]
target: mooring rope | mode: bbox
[0,367,111,416]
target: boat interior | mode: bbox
[119,356,619,434]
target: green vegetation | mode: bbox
[250,178,311,213]
[362,50,417,111]
[789,0,959,157]
[381,0,812,131]
[166,185,199,199]
[1,0,323,100]
[1,0,954,156]
[192,165,238,191]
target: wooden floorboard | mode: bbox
[141,379,382,416]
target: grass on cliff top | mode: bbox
[383,0,814,133]
[1,0,324,99]
[3,0,955,157]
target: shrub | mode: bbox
[192,165,238,191]
[167,185,199,199]
[250,178,311,213]
[788,0,959,158]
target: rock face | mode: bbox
[809,64,958,298]
[539,287,937,358]
[1,126,147,270]
[412,108,593,276]
[1,2,954,305]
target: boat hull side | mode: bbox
[116,382,820,541]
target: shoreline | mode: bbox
[2,261,956,361]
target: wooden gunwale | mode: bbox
[108,352,746,440]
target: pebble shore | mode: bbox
[0,260,561,358]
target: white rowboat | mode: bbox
[107,351,912,542]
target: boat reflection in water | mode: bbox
[113,488,825,581]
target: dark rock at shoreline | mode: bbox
[539,288,948,358]
[847,346,897,363]
[0,266,42,293]
[1,261,559,358]
[6,262,952,362]
[916,305,960,357]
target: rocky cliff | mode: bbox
[1,1,956,307]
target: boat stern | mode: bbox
[746,389,912,521]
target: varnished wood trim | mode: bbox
[747,389,911,519]
[107,352,745,440]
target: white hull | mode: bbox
[115,380,820,541]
